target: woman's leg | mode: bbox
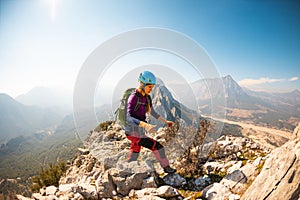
[126,134,176,173]
[138,137,170,168]
[126,133,141,161]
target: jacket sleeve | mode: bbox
[126,94,140,125]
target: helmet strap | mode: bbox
[142,83,146,92]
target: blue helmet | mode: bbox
[138,71,156,84]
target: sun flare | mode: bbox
[47,0,58,22]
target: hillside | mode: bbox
[0,93,82,179]
[0,123,82,179]
[0,93,64,144]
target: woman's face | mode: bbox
[144,84,155,95]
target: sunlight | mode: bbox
[46,0,58,22]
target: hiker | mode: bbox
[125,71,176,174]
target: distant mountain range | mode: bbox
[189,75,300,131]
[16,86,73,112]
[0,93,65,143]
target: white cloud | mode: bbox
[289,77,298,81]
[238,77,284,86]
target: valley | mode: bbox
[205,115,293,149]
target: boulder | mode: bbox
[163,174,186,188]
[129,188,163,200]
[32,193,43,199]
[97,161,154,197]
[222,163,257,194]
[96,170,116,198]
[128,186,180,199]
[157,185,180,198]
[45,185,57,195]
[227,161,243,174]
[78,148,90,155]
[194,175,211,190]
[202,183,234,200]
[142,176,158,188]
[58,183,80,194]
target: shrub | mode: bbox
[94,121,114,132]
[30,161,68,192]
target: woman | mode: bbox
[125,71,176,174]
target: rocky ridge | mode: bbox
[241,122,300,200]
[17,119,300,200]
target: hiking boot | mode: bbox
[163,165,176,174]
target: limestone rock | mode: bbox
[45,186,57,195]
[202,183,233,200]
[32,193,43,199]
[129,188,163,200]
[242,138,300,200]
[78,148,89,155]
[97,161,154,197]
[163,174,187,188]
[96,170,116,198]
[157,185,180,198]
[142,176,158,188]
[203,161,224,174]
[58,183,79,193]
[227,161,243,174]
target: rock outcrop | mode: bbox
[241,123,300,200]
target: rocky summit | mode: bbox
[14,120,300,200]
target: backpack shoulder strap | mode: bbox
[132,91,140,112]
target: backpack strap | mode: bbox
[133,93,140,112]
[132,91,150,112]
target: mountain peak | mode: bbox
[291,89,300,96]
[223,74,234,81]
[221,75,246,97]
[156,77,165,85]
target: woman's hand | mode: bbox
[165,120,174,127]
[139,121,157,133]
[158,117,174,127]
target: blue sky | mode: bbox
[0,0,299,97]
